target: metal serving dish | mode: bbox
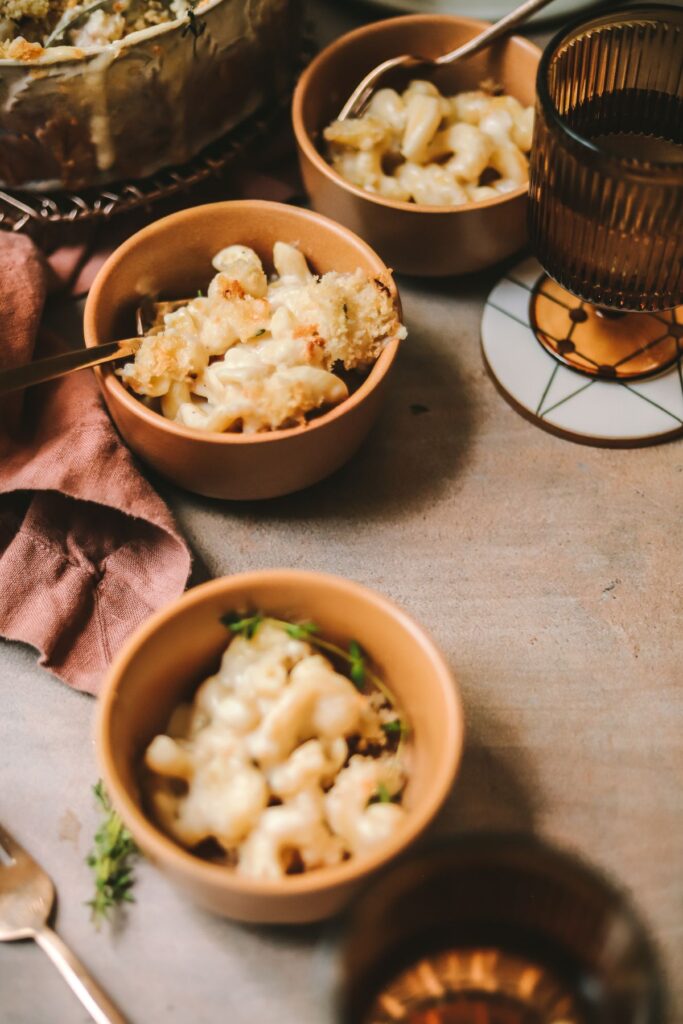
[0,0,302,191]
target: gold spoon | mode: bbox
[337,0,556,121]
[0,299,188,397]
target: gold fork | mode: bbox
[0,822,127,1024]
[337,0,556,120]
[0,298,190,398]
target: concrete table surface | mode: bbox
[1,2,681,1022]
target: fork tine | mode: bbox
[0,822,29,865]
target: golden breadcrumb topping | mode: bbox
[118,241,407,434]
[0,0,50,18]
[0,35,45,57]
[0,0,190,53]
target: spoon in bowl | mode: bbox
[0,299,187,397]
[337,0,555,121]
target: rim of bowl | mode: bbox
[84,200,402,447]
[0,0,224,66]
[537,3,683,177]
[96,569,465,898]
[292,13,542,217]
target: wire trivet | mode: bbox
[0,37,313,236]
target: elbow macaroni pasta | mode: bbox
[118,241,406,434]
[144,623,407,879]
[324,81,534,207]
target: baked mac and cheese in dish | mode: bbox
[144,617,409,879]
[324,80,534,207]
[0,0,192,55]
[118,241,406,434]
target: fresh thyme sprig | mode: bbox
[373,782,392,804]
[221,612,408,747]
[381,718,408,738]
[86,781,138,926]
[347,640,365,689]
[221,611,264,639]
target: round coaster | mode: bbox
[529,275,683,381]
[481,257,683,447]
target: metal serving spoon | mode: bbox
[0,299,187,397]
[338,0,556,121]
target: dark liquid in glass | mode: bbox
[568,89,683,156]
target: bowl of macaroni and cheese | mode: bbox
[96,570,464,923]
[292,15,541,277]
[83,200,405,499]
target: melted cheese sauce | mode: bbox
[144,623,408,879]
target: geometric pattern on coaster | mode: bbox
[529,276,682,381]
[482,257,683,447]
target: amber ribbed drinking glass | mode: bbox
[527,5,683,380]
[335,837,666,1024]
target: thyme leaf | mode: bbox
[220,611,264,639]
[369,782,392,805]
[348,640,365,689]
[381,719,407,738]
[284,621,319,640]
[86,781,138,926]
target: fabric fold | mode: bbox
[0,231,191,694]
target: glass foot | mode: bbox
[530,276,683,382]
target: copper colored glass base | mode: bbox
[530,275,683,381]
[367,948,585,1024]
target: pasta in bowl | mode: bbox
[96,570,464,923]
[144,615,410,879]
[118,240,405,435]
[292,14,541,276]
[83,200,404,499]
[324,81,534,208]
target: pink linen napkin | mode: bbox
[0,232,191,694]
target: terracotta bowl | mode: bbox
[96,570,464,925]
[292,15,541,277]
[83,201,403,500]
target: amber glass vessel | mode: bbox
[335,837,665,1024]
[528,5,683,315]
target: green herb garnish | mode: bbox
[86,781,138,926]
[220,612,406,752]
[347,640,365,689]
[368,782,395,805]
[381,719,407,738]
[284,621,319,640]
[220,611,264,639]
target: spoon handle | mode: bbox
[436,0,556,65]
[0,339,140,396]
